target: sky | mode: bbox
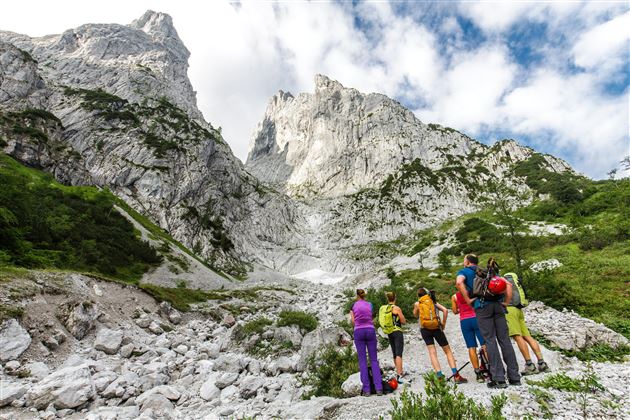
[0,1,628,178]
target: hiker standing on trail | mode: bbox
[456,255,521,388]
[350,289,383,396]
[451,291,487,382]
[379,292,407,384]
[413,288,468,383]
[503,272,549,375]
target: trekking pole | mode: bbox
[446,361,470,382]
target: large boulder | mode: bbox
[298,327,352,371]
[341,372,362,397]
[213,353,244,373]
[94,328,123,355]
[0,382,26,407]
[240,376,264,400]
[58,301,98,340]
[26,364,95,409]
[0,319,31,362]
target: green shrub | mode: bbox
[277,310,318,333]
[0,153,161,283]
[139,284,210,312]
[0,303,24,323]
[242,317,273,336]
[302,345,358,399]
[389,373,507,420]
[526,370,603,393]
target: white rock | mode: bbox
[341,372,362,397]
[148,321,164,335]
[0,319,31,362]
[213,354,242,373]
[215,372,239,389]
[23,362,50,380]
[220,385,239,404]
[298,327,351,370]
[530,259,563,272]
[240,376,264,400]
[0,382,26,407]
[199,380,221,402]
[94,328,123,355]
[26,364,95,409]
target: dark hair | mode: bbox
[429,290,437,304]
[465,254,479,265]
[487,257,500,275]
[356,289,366,299]
[417,288,427,297]
[386,291,396,303]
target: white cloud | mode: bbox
[572,11,630,72]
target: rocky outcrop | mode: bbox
[0,319,31,362]
[524,301,630,351]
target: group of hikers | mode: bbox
[349,254,549,396]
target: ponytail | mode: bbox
[356,289,366,299]
[487,257,500,275]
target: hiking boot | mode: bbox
[509,379,522,386]
[453,373,468,384]
[487,380,508,389]
[538,361,549,372]
[376,391,383,396]
[521,363,537,376]
[396,375,406,385]
[475,371,486,383]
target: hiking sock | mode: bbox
[451,368,458,375]
[525,359,532,365]
[436,371,444,378]
[537,358,545,363]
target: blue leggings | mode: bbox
[460,317,485,348]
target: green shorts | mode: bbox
[506,306,531,337]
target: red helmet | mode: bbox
[387,378,399,390]
[488,276,507,295]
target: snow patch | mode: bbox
[292,269,347,285]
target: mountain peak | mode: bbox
[314,74,345,92]
[130,10,176,37]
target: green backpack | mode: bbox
[378,304,401,334]
[504,272,529,308]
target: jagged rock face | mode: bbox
[246,75,575,272]
[0,14,302,275]
[0,11,201,120]
[248,74,571,199]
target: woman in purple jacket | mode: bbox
[350,289,383,395]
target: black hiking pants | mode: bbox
[476,301,520,382]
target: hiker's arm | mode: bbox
[456,275,475,306]
[451,295,459,314]
[413,302,419,318]
[349,310,355,326]
[502,282,513,307]
[394,306,406,324]
[437,303,448,328]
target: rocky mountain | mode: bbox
[0,10,576,278]
[246,75,574,272]
[0,12,303,277]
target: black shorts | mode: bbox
[388,330,404,358]
[420,328,449,347]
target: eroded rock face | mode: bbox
[0,319,31,362]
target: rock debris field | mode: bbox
[1,270,629,420]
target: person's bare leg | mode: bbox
[523,336,543,360]
[427,345,441,372]
[394,356,403,375]
[442,345,457,369]
[468,347,480,369]
[513,335,531,361]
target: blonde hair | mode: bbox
[386,291,396,303]
[356,289,366,299]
